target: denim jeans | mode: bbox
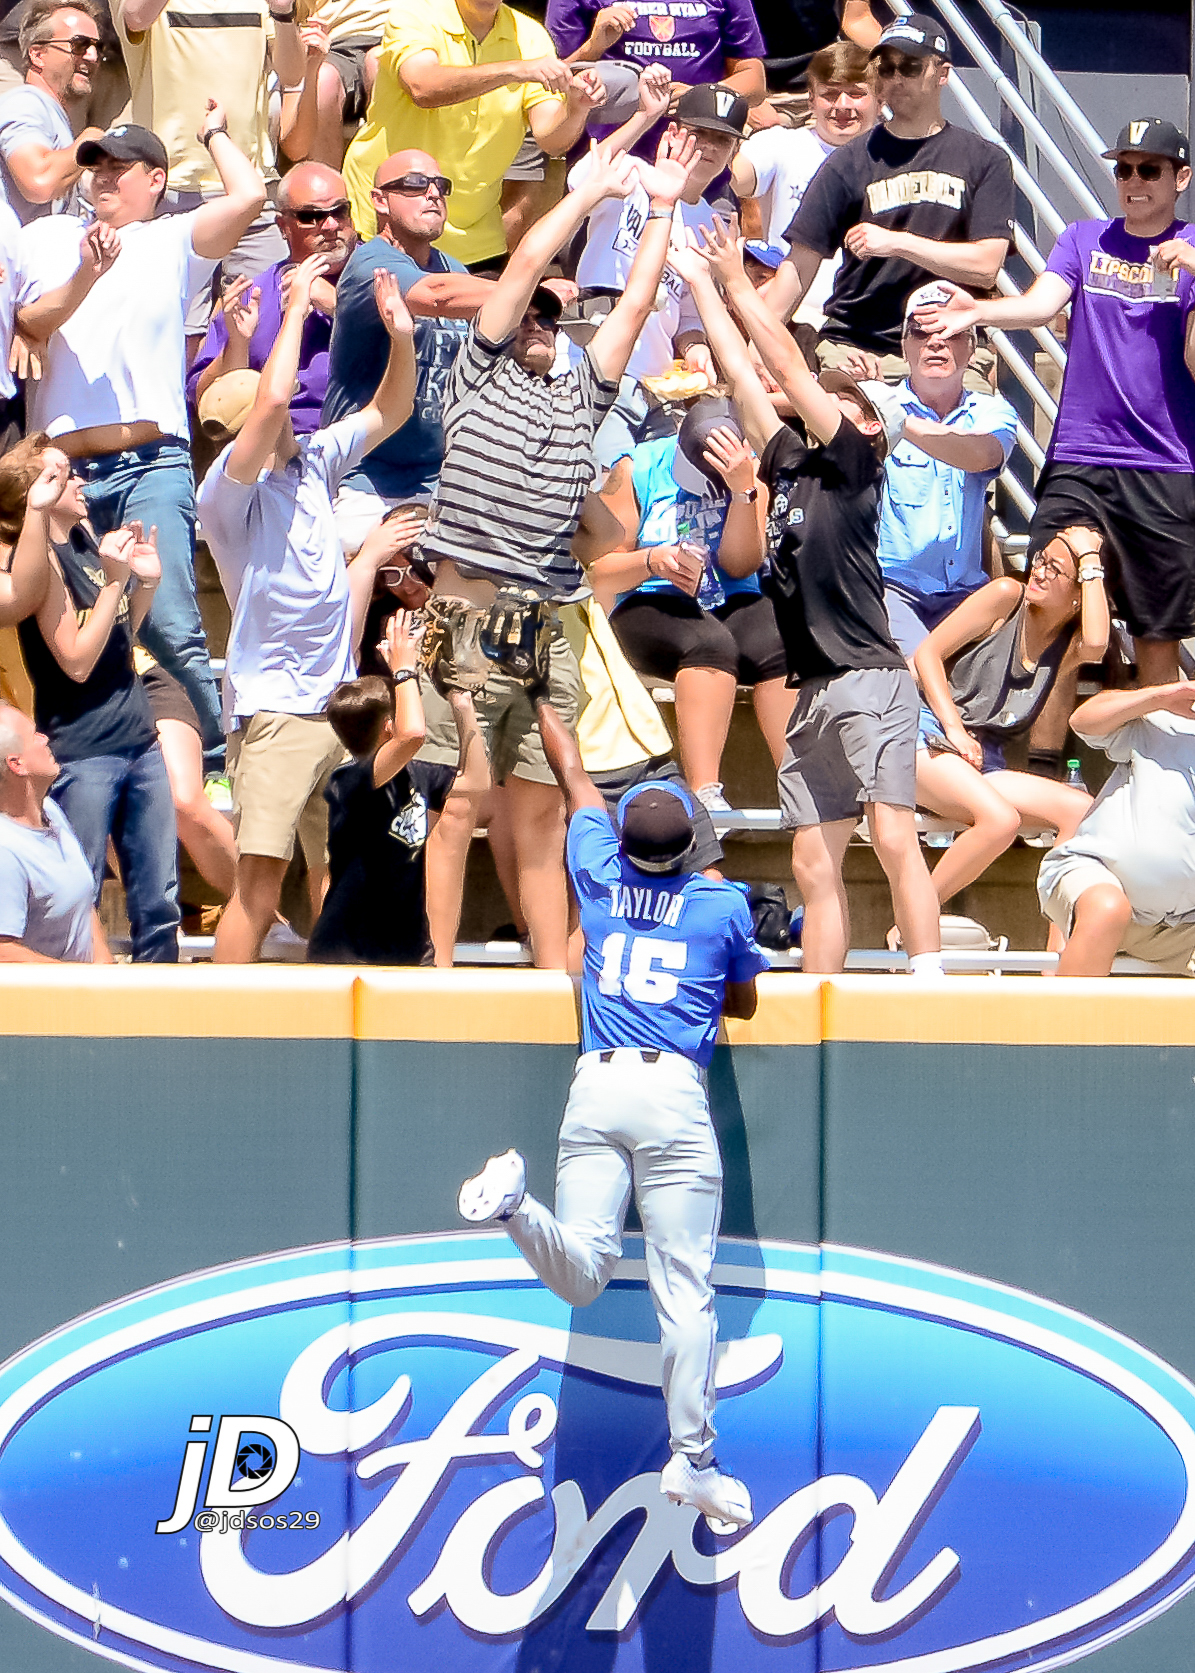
[80,440,223,754]
[51,743,181,962]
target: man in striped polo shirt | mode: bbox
[415,128,701,969]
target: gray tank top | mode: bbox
[947,599,1070,739]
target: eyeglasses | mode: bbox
[377,173,452,199]
[875,55,926,79]
[1114,159,1165,181]
[36,33,100,56]
[1029,554,1076,583]
[285,200,352,224]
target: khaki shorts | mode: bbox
[418,631,582,786]
[227,712,346,866]
[815,336,995,397]
[1038,853,1195,975]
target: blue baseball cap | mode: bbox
[744,241,787,270]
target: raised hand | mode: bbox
[585,149,639,203]
[285,252,331,317]
[373,268,415,338]
[96,526,134,585]
[520,54,573,96]
[80,220,120,281]
[569,65,607,110]
[298,18,330,61]
[1154,237,1195,277]
[592,2,635,49]
[637,64,672,123]
[703,426,755,493]
[697,213,746,286]
[911,281,979,340]
[124,521,161,588]
[26,450,70,512]
[221,275,261,342]
[635,124,699,208]
[197,97,228,146]
[379,607,426,674]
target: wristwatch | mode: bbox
[268,3,298,18]
[731,488,758,504]
[200,122,229,148]
[392,668,418,686]
[645,208,672,223]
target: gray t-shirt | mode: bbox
[0,84,77,223]
[1039,710,1195,926]
[0,799,94,959]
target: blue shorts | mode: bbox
[917,708,1006,775]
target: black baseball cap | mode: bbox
[616,782,696,875]
[677,395,744,488]
[1103,118,1190,164]
[870,13,952,61]
[675,83,749,139]
[77,123,168,171]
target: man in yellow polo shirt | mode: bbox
[343,0,604,263]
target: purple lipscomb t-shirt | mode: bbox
[1045,217,1195,472]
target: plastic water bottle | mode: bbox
[1065,758,1088,792]
[678,520,724,610]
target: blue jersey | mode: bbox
[567,806,769,1067]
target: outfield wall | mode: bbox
[0,970,1193,1673]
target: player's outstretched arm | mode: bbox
[534,696,604,814]
[722,979,758,1019]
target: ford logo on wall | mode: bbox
[0,1234,1193,1672]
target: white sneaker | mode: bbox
[458,1150,526,1222]
[693,782,735,814]
[660,1452,753,1531]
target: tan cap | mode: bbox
[198,370,261,439]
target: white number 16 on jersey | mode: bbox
[597,933,688,1003]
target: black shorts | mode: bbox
[590,753,724,871]
[141,661,201,733]
[610,590,788,685]
[326,33,381,123]
[1029,462,1195,641]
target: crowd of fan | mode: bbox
[1,0,1194,981]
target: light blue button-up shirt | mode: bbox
[878,383,1018,598]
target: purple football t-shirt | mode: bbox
[1045,216,1195,472]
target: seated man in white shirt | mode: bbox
[14,103,267,760]
[0,701,110,962]
[196,254,416,964]
[569,76,749,468]
[731,40,877,326]
[1039,681,1195,977]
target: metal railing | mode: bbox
[889,0,1115,537]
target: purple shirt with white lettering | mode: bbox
[546,0,763,135]
[1045,216,1195,472]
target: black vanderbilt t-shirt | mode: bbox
[785,122,1014,353]
[307,754,454,965]
[759,418,905,682]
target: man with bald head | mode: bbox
[188,161,357,435]
[323,147,497,553]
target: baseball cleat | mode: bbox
[458,1150,526,1222]
[660,1452,753,1531]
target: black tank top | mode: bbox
[18,525,156,763]
[947,598,1070,740]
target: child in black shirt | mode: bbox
[669,225,944,975]
[308,612,487,965]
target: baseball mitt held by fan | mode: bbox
[419,595,491,695]
[479,586,552,686]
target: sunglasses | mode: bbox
[876,56,927,79]
[286,200,352,224]
[1114,159,1166,181]
[38,33,99,55]
[377,173,452,198]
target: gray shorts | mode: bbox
[418,628,582,785]
[504,133,546,183]
[778,666,919,828]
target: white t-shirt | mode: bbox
[740,124,840,321]
[1039,710,1195,926]
[0,201,20,400]
[197,413,372,726]
[569,150,716,383]
[17,212,217,438]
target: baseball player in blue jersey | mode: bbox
[459,696,769,1529]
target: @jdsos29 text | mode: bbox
[156,1413,311,1535]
